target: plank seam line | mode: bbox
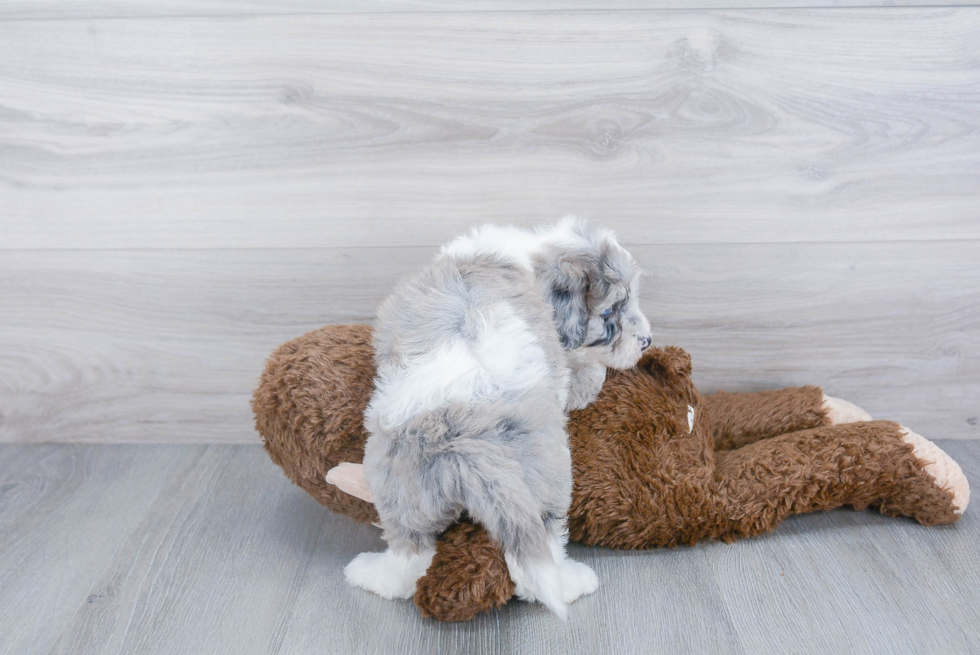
[1,237,979,254]
[2,4,980,23]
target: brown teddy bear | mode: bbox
[252,324,969,622]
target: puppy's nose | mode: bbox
[638,335,652,351]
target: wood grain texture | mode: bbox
[47,445,333,655]
[2,443,977,654]
[1,9,978,249]
[4,0,979,21]
[704,507,980,654]
[1,241,976,444]
[0,445,191,655]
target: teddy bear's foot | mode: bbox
[899,427,970,515]
[344,547,435,600]
[822,394,872,424]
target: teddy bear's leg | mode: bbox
[890,427,969,518]
[704,386,870,451]
[412,522,597,621]
[711,420,968,541]
[414,522,516,622]
[822,394,873,425]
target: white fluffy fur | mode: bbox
[504,535,598,619]
[344,547,436,599]
[372,303,554,429]
[438,218,599,273]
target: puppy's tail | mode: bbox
[461,473,567,619]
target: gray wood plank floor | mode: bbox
[1,442,977,655]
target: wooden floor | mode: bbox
[1,441,978,655]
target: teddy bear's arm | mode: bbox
[704,386,829,450]
[325,462,374,502]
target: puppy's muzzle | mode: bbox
[638,335,652,351]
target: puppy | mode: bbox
[345,217,652,617]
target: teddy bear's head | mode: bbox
[567,346,716,548]
[253,323,380,524]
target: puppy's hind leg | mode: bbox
[500,534,567,619]
[344,461,444,600]
[503,524,597,612]
[344,527,437,600]
[549,530,599,604]
[463,475,569,618]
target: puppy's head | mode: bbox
[533,218,652,369]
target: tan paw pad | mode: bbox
[822,394,873,424]
[900,427,970,515]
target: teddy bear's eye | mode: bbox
[600,307,615,318]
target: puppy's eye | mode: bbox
[600,307,614,318]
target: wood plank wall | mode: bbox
[1,3,978,443]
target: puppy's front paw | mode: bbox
[559,558,598,603]
[566,362,606,411]
[344,548,434,600]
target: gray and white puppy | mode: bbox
[345,217,652,618]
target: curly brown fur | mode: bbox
[714,421,961,537]
[414,521,516,622]
[705,386,829,451]
[568,348,959,548]
[252,324,379,525]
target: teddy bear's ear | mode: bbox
[638,346,692,379]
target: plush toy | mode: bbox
[252,324,970,622]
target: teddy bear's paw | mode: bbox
[900,427,970,515]
[822,394,872,424]
[344,548,435,600]
[325,462,374,503]
[559,558,598,604]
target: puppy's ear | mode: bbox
[536,250,593,349]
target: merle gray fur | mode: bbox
[362,218,651,590]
